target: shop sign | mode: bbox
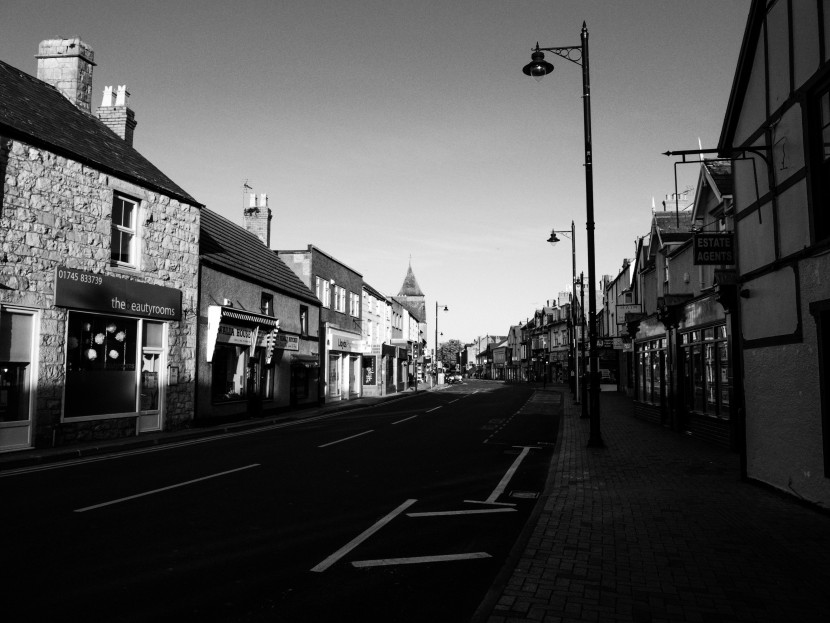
[274,333,299,351]
[328,329,362,353]
[216,324,256,346]
[693,233,734,265]
[55,266,182,321]
[363,355,377,384]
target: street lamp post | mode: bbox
[434,302,448,385]
[548,220,579,405]
[523,22,603,447]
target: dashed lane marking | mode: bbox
[74,463,260,513]
[318,430,374,448]
[406,508,516,517]
[391,415,419,425]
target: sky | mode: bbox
[2,0,752,345]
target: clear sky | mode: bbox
[2,0,751,344]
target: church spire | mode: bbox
[398,260,424,297]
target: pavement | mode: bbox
[477,384,830,623]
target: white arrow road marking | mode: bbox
[351,553,491,568]
[74,464,260,512]
[311,499,417,572]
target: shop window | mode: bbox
[211,343,247,402]
[680,325,730,419]
[111,194,138,267]
[810,83,830,242]
[65,312,138,418]
[809,300,830,476]
[0,310,33,423]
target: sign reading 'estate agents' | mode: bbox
[693,233,735,265]
[55,266,182,321]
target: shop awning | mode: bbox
[292,353,320,367]
[206,305,279,362]
[218,307,278,327]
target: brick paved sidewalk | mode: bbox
[486,389,830,623]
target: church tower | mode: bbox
[394,261,426,322]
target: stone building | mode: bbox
[0,38,201,451]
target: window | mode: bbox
[334,285,346,313]
[300,305,309,336]
[680,325,730,419]
[811,84,830,241]
[111,195,138,267]
[350,292,360,317]
[0,310,34,423]
[316,277,331,308]
[260,293,273,316]
[65,312,139,417]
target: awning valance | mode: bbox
[218,307,278,327]
[292,353,320,367]
[206,305,279,362]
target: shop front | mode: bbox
[0,306,37,452]
[632,316,669,426]
[54,266,183,438]
[325,326,363,402]
[204,305,279,418]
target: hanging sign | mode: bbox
[693,233,734,265]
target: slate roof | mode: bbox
[0,59,199,206]
[200,208,319,305]
[704,160,733,197]
[398,263,424,297]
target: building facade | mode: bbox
[278,246,364,403]
[197,204,321,421]
[0,39,200,451]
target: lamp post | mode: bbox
[547,220,579,405]
[434,302,448,385]
[523,22,603,447]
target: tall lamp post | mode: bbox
[547,220,579,405]
[434,302,449,385]
[523,22,603,447]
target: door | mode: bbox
[137,321,164,433]
[0,309,36,451]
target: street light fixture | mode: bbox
[548,220,580,406]
[523,22,603,447]
[434,302,449,384]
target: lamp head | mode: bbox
[443,305,449,312]
[522,44,554,82]
[547,230,561,246]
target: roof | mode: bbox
[200,208,319,305]
[398,263,424,297]
[362,281,387,301]
[704,160,733,197]
[0,59,199,206]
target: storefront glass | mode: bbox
[636,338,665,406]
[0,310,33,422]
[681,324,730,419]
[65,312,138,418]
[211,343,247,402]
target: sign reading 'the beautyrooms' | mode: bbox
[55,266,182,321]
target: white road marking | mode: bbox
[449,399,460,404]
[352,552,491,568]
[463,499,516,507]
[426,406,442,413]
[391,415,418,425]
[74,464,259,513]
[318,430,374,448]
[406,508,516,517]
[311,499,417,572]
[1,412,345,478]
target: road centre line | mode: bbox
[426,406,442,413]
[318,430,374,448]
[311,498,417,572]
[74,464,259,513]
[351,552,491,568]
[449,399,459,404]
[391,415,418,425]
[407,508,516,517]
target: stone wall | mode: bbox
[0,135,200,447]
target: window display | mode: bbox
[65,312,138,418]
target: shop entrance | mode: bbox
[0,309,35,452]
[138,321,165,433]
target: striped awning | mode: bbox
[220,307,278,327]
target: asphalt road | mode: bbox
[2,380,562,622]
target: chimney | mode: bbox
[243,191,272,247]
[96,85,138,146]
[36,37,96,113]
